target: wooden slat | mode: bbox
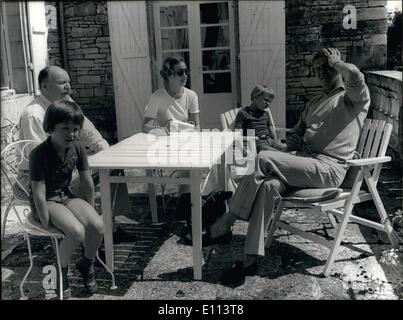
[277,222,333,249]
[362,119,379,158]
[373,123,393,183]
[356,119,371,156]
[220,108,240,130]
[330,209,386,232]
[377,123,392,157]
[369,120,386,158]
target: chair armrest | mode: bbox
[234,136,257,162]
[275,127,292,133]
[347,156,391,166]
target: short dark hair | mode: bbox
[160,55,186,80]
[43,99,85,133]
[38,67,50,89]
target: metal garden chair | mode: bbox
[1,140,117,299]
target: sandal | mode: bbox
[75,257,98,294]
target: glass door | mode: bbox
[154,1,237,129]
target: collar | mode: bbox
[37,94,52,111]
[247,106,265,117]
[164,86,184,99]
[46,136,75,161]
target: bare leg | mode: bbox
[47,202,86,268]
[66,198,104,260]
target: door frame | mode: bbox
[151,0,239,127]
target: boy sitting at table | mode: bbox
[29,100,104,298]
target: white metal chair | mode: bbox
[1,118,19,147]
[264,119,400,276]
[1,140,117,299]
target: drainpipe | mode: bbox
[57,2,68,72]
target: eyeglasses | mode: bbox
[174,69,189,77]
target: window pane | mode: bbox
[201,26,229,48]
[203,73,231,93]
[200,2,229,24]
[160,6,188,27]
[161,29,189,50]
[202,50,230,71]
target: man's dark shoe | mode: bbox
[113,226,139,243]
[219,260,258,287]
[182,225,232,247]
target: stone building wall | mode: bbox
[45,1,116,143]
[366,71,402,169]
[285,0,388,127]
[45,1,390,139]
[46,2,62,67]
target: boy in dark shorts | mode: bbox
[234,85,286,153]
[29,100,104,299]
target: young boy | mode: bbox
[234,85,286,153]
[29,99,104,299]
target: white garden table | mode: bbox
[88,131,240,280]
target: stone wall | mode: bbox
[366,71,402,168]
[45,1,116,143]
[46,2,62,67]
[286,0,388,127]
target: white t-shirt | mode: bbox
[144,87,199,127]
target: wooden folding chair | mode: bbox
[265,119,400,276]
[220,107,290,191]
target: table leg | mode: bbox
[146,169,158,223]
[190,171,202,280]
[217,153,228,191]
[99,169,114,271]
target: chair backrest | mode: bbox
[356,119,392,159]
[341,119,392,189]
[1,118,19,149]
[220,108,240,130]
[1,140,40,200]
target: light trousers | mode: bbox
[228,150,347,256]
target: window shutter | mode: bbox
[108,1,153,140]
[27,1,48,95]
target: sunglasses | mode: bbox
[173,68,189,77]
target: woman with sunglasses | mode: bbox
[142,56,201,135]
